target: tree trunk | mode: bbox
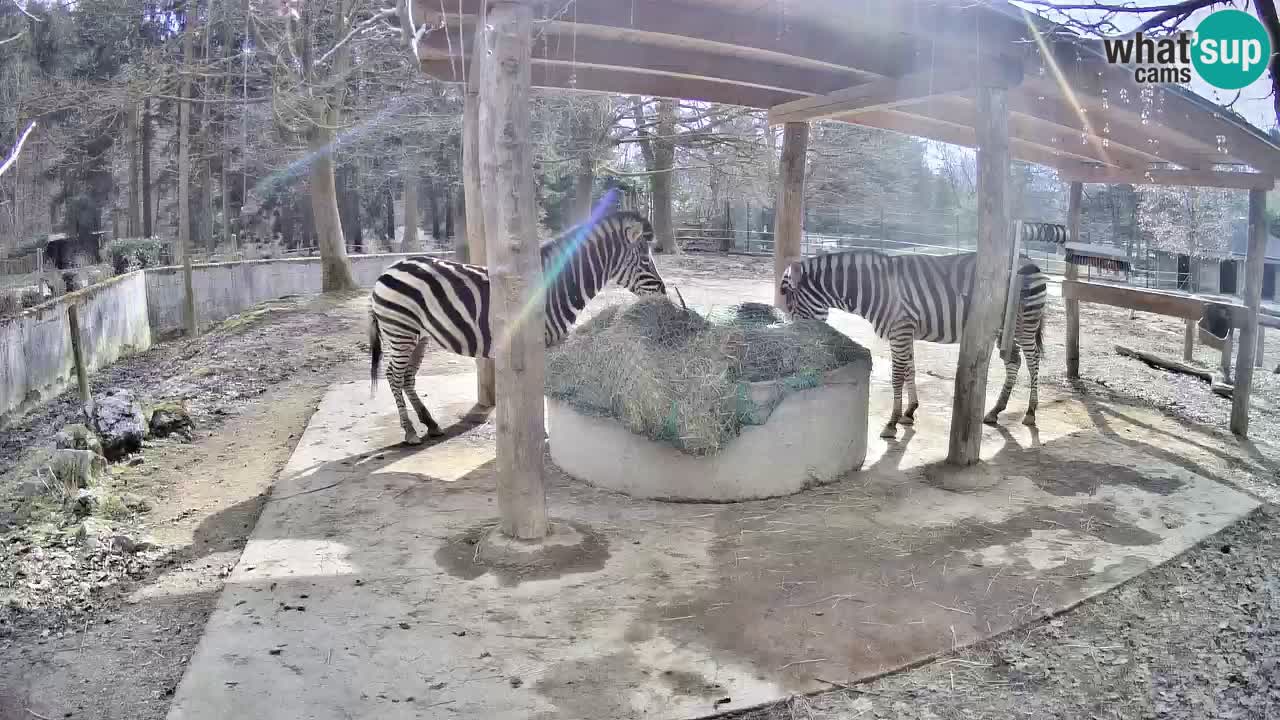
[309,124,357,291]
[479,0,547,540]
[574,156,594,223]
[427,177,441,240]
[141,98,153,238]
[127,103,141,237]
[402,161,419,251]
[444,185,454,240]
[651,99,677,252]
[382,184,394,251]
[179,22,198,337]
[452,188,467,262]
[464,28,495,406]
[337,161,362,253]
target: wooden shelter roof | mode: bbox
[414,0,1280,188]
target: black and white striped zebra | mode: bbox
[780,250,1049,439]
[369,211,667,444]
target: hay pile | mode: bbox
[546,297,869,455]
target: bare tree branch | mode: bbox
[0,121,38,179]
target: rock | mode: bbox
[50,449,109,490]
[120,493,152,513]
[72,489,100,517]
[0,510,17,528]
[17,478,48,498]
[54,424,104,457]
[76,517,114,548]
[92,390,147,460]
[128,456,145,466]
[149,401,194,440]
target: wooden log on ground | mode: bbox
[1114,345,1211,383]
[67,304,94,420]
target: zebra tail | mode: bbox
[369,310,382,397]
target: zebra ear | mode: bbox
[787,259,805,282]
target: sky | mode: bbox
[1011,0,1278,131]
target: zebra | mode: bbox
[369,211,667,444]
[780,249,1049,439]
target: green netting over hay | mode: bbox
[546,297,870,456]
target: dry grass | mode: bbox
[545,296,868,455]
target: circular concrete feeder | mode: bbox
[547,361,872,502]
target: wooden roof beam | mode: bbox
[849,109,1101,171]
[1058,163,1276,190]
[421,59,805,109]
[767,62,1021,126]
[420,27,863,99]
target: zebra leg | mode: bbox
[882,336,911,438]
[983,344,1021,425]
[900,342,919,425]
[403,340,445,438]
[385,341,422,445]
[1021,330,1041,427]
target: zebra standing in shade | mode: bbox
[780,249,1048,439]
[369,211,667,444]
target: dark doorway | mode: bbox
[1264,263,1277,301]
[1177,254,1191,291]
[1219,259,1239,295]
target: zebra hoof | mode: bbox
[899,415,915,426]
[1021,414,1037,427]
[403,432,423,446]
[427,426,446,438]
[879,425,897,439]
[982,412,1000,426]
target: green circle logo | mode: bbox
[1192,9,1272,90]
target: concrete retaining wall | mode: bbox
[0,271,151,419]
[144,252,443,333]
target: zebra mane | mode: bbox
[538,211,647,264]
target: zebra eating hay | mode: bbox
[781,249,1048,439]
[369,211,667,445]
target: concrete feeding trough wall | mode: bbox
[0,271,151,418]
[548,361,872,502]
[144,252,440,333]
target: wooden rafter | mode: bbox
[1058,163,1276,190]
[767,67,993,125]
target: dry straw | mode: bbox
[546,297,868,455]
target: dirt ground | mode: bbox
[1,253,1278,720]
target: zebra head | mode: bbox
[780,259,828,321]
[610,211,666,296]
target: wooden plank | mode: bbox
[1256,325,1266,368]
[67,304,94,420]
[1183,318,1195,363]
[479,0,547,540]
[1116,345,1212,383]
[1062,280,1209,320]
[768,68,982,125]
[423,59,804,109]
[1231,189,1268,436]
[421,27,862,100]
[948,84,1010,466]
[773,122,809,310]
[1058,164,1276,191]
[1065,182,1082,378]
[462,22,495,408]
[999,220,1023,361]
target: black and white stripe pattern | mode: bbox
[369,211,666,444]
[781,249,1049,438]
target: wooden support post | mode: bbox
[67,304,94,421]
[1065,181,1083,378]
[1183,318,1195,363]
[1231,189,1268,436]
[773,122,808,310]
[479,0,547,540]
[463,20,496,407]
[999,220,1023,362]
[947,85,1011,466]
